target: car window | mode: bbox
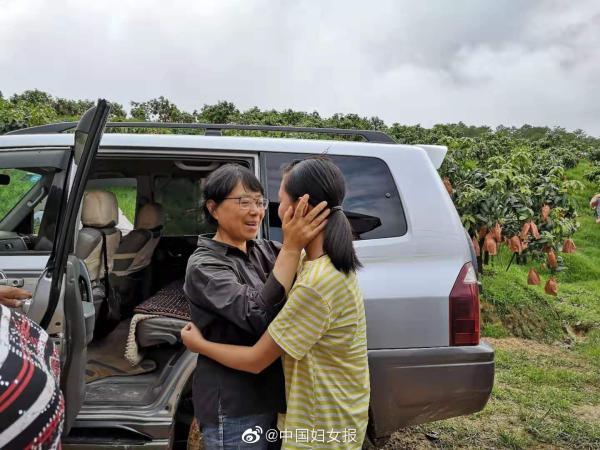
[265,153,407,241]
[0,167,64,251]
[85,178,138,235]
[154,176,215,236]
[0,169,41,220]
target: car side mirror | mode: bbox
[0,174,10,185]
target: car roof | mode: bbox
[0,132,421,159]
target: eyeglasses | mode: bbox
[223,197,269,210]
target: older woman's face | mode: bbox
[211,182,266,242]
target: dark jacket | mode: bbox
[184,237,287,425]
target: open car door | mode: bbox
[28,100,110,435]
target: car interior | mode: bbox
[78,155,252,407]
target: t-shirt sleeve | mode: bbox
[268,283,330,360]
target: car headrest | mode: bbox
[81,190,118,228]
[136,203,164,230]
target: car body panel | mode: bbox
[369,342,495,436]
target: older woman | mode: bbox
[183,164,329,449]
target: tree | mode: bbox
[107,102,127,120]
[199,101,239,123]
[130,96,192,122]
[53,98,94,118]
[10,89,54,106]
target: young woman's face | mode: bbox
[210,181,265,242]
[277,175,297,221]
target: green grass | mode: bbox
[104,186,136,223]
[575,328,600,369]
[481,322,509,339]
[480,259,565,342]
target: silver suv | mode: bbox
[0,101,494,448]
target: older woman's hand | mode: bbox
[0,286,31,308]
[281,194,330,252]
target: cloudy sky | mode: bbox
[1,0,599,134]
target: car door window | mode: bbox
[0,168,41,219]
[265,153,407,241]
[0,165,66,251]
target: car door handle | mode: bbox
[26,186,47,208]
[0,279,25,287]
[0,272,25,287]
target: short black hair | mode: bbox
[202,164,264,226]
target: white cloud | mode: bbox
[0,0,599,135]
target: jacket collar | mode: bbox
[197,235,256,256]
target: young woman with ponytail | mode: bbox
[182,156,369,449]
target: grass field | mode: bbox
[104,186,137,223]
[382,161,600,449]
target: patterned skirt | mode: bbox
[0,304,64,449]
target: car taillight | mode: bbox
[449,263,480,346]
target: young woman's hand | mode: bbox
[281,194,330,252]
[0,286,31,308]
[181,322,206,353]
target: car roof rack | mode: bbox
[5,121,396,144]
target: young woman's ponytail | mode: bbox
[323,206,362,274]
[283,157,362,274]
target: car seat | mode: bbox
[110,202,164,320]
[75,190,122,335]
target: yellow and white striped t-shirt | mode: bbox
[268,255,370,449]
